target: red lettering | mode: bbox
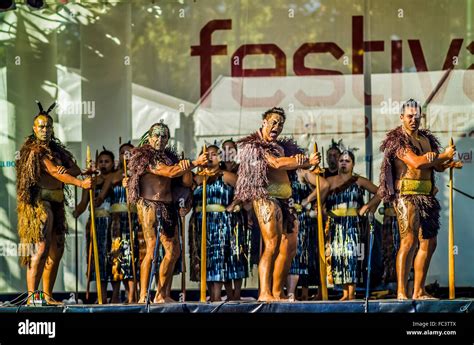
[293,42,345,106]
[231,44,286,107]
[191,19,231,101]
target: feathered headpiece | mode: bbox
[339,141,359,155]
[328,138,343,153]
[35,100,56,117]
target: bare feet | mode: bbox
[153,296,165,303]
[153,295,176,304]
[138,296,147,304]
[413,291,438,300]
[45,298,63,306]
[273,294,289,302]
[258,293,276,302]
[397,293,409,300]
[339,295,348,301]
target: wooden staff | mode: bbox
[85,151,98,301]
[123,157,138,301]
[74,165,79,303]
[448,137,455,299]
[199,145,208,303]
[87,146,103,304]
[179,213,186,302]
[180,152,187,302]
[85,238,92,300]
[313,143,328,300]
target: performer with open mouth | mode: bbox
[234,107,320,302]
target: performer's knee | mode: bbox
[32,242,49,262]
[399,234,417,251]
[144,240,156,258]
[419,236,437,253]
[264,237,280,254]
[143,226,157,244]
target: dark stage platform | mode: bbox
[1,299,473,313]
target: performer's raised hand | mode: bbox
[193,152,209,167]
[178,159,191,171]
[443,145,456,160]
[122,177,129,188]
[294,153,308,166]
[81,177,92,190]
[309,152,321,166]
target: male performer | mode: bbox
[379,99,461,300]
[127,121,208,303]
[235,107,320,301]
[323,139,342,178]
[17,101,92,304]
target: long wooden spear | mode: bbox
[74,160,79,303]
[87,146,103,304]
[313,143,328,300]
[448,137,455,299]
[123,157,138,302]
[86,238,92,301]
[180,152,187,302]
[199,145,208,303]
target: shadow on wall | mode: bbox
[0,161,23,293]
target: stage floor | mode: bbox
[1,299,472,313]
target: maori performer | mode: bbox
[189,143,248,301]
[74,148,116,304]
[234,107,320,302]
[308,150,380,300]
[127,121,207,303]
[379,99,461,300]
[220,139,249,300]
[99,141,140,303]
[221,138,239,173]
[323,139,342,178]
[286,168,319,301]
[17,101,92,304]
